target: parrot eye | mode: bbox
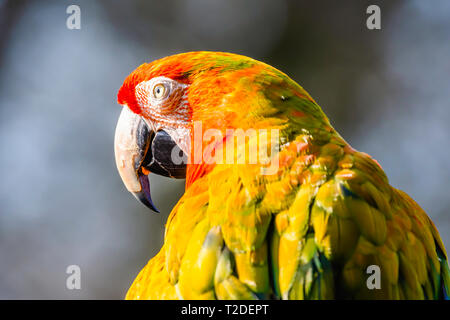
[153,84,167,100]
[135,76,188,117]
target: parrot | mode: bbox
[114,51,449,300]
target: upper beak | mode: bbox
[114,107,187,213]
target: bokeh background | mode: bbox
[0,0,449,299]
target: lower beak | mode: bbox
[114,107,187,213]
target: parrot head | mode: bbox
[114,51,331,212]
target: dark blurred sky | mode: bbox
[0,0,449,299]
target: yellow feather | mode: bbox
[178,222,223,299]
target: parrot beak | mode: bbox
[114,107,187,213]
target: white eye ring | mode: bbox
[153,83,167,99]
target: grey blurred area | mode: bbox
[0,0,448,299]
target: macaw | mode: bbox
[114,51,449,300]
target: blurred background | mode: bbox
[0,0,449,299]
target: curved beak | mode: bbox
[114,107,187,213]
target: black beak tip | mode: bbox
[133,174,160,213]
[133,191,160,213]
